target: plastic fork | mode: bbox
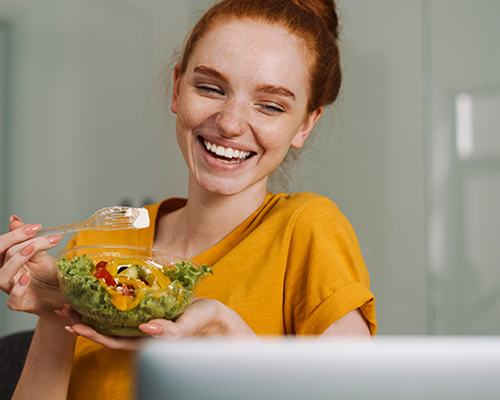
[34,206,150,236]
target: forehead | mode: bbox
[186,19,310,94]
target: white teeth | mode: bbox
[203,139,250,160]
[216,146,225,156]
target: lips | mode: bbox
[202,138,253,163]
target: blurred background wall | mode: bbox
[0,0,499,337]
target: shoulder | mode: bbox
[270,191,341,212]
[268,192,363,263]
[260,192,360,252]
[266,192,348,229]
[267,191,335,212]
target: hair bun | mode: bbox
[292,0,339,39]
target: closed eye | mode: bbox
[196,85,225,96]
[259,103,285,114]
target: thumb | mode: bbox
[139,298,218,339]
[9,215,25,232]
[139,318,183,339]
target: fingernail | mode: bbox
[48,235,62,244]
[10,215,20,223]
[143,323,164,336]
[19,271,30,286]
[20,242,35,256]
[65,326,78,335]
[23,225,41,236]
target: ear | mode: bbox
[171,63,182,115]
[291,107,323,149]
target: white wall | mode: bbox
[427,0,500,334]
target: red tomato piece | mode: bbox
[95,261,107,270]
[93,267,116,287]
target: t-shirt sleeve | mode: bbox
[283,197,377,336]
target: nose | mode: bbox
[214,97,248,138]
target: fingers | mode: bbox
[140,298,258,340]
[0,234,63,294]
[139,319,180,339]
[1,221,41,264]
[56,306,142,350]
[60,306,82,324]
[67,324,141,351]
[9,215,25,231]
[3,231,61,260]
[1,215,36,265]
[5,271,31,312]
[138,298,219,339]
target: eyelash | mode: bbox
[196,85,224,95]
[260,104,285,114]
[196,85,285,114]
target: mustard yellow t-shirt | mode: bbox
[66,192,376,400]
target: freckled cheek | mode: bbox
[177,100,196,129]
[177,97,216,131]
[258,127,295,154]
[175,100,197,150]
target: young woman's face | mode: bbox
[172,18,322,196]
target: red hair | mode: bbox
[178,0,341,114]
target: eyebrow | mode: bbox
[255,84,296,101]
[193,65,296,101]
[193,66,229,83]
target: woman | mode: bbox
[0,0,376,398]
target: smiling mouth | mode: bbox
[202,138,254,163]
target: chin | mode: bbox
[194,174,266,197]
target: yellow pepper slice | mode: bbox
[111,291,146,311]
[176,282,183,303]
[148,266,172,289]
[115,275,150,290]
[111,294,132,311]
[99,279,120,296]
[97,274,150,311]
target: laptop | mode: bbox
[137,336,500,399]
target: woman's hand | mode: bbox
[140,298,258,339]
[64,298,258,351]
[0,215,65,322]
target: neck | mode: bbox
[154,175,268,258]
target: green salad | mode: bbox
[57,254,212,336]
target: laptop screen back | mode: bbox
[137,336,500,400]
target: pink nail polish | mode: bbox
[48,235,61,244]
[143,323,163,335]
[20,242,35,256]
[23,225,41,236]
[19,272,30,286]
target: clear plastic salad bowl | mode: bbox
[52,245,211,337]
